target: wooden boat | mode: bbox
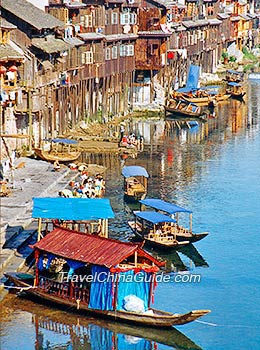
[139,198,209,244]
[226,82,246,99]
[225,69,244,83]
[122,165,149,202]
[128,211,190,251]
[7,297,204,349]
[34,138,81,163]
[180,94,215,106]
[4,227,210,328]
[165,99,206,120]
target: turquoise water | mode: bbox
[1,82,259,349]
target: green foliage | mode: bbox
[242,46,257,61]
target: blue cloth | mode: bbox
[116,270,151,311]
[117,334,151,350]
[89,324,112,350]
[186,64,200,89]
[122,166,149,178]
[37,253,55,270]
[89,265,113,310]
[133,211,176,224]
[140,198,192,214]
[32,197,115,220]
[66,259,85,278]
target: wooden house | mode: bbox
[0,18,25,160]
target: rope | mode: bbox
[4,285,35,291]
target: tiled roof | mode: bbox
[31,36,72,54]
[2,0,64,30]
[0,43,24,60]
[0,17,17,29]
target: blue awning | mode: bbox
[176,87,198,93]
[122,166,149,178]
[186,64,200,89]
[227,70,244,75]
[32,197,115,220]
[140,198,192,214]
[133,211,176,224]
[227,82,242,87]
[44,138,78,144]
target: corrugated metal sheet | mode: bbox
[2,0,64,30]
[33,228,140,267]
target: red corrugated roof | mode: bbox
[33,228,163,268]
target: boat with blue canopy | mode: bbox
[137,198,209,244]
[226,82,246,99]
[32,197,115,240]
[4,226,210,327]
[34,138,81,162]
[128,210,190,250]
[122,166,149,202]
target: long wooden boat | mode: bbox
[165,99,206,120]
[139,198,209,244]
[34,148,81,162]
[128,211,190,251]
[226,82,246,100]
[5,292,204,349]
[122,165,149,202]
[180,94,215,106]
[5,272,210,328]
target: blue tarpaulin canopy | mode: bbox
[227,82,242,87]
[186,65,200,90]
[227,70,244,75]
[133,211,176,224]
[43,138,78,144]
[122,166,149,178]
[32,197,115,220]
[140,198,192,214]
[176,87,198,93]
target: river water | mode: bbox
[1,80,260,350]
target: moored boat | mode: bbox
[128,211,190,250]
[122,165,149,202]
[226,82,246,99]
[34,138,81,163]
[165,99,206,120]
[4,227,210,328]
[139,198,209,244]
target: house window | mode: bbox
[150,43,159,55]
[105,47,111,60]
[105,13,109,25]
[112,46,118,59]
[111,12,118,25]
[84,14,93,28]
[120,45,127,56]
[121,13,130,25]
[81,50,93,64]
[126,44,134,56]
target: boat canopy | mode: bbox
[133,211,176,224]
[32,197,115,220]
[32,227,163,268]
[227,82,242,87]
[176,87,198,93]
[44,138,78,144]
[186,64,200,89]
[140,198,192,214]
[122,166,149,178]
[227,69,244,75]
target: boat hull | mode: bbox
[34,148,81,162]
[5,272,210,328]
[165,106,205,120]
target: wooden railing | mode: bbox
[39,276,89,304]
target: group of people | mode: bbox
[58,173,106,199]
[119,124,144,151]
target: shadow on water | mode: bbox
[1,295,204,350]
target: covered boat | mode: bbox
[122,166,149,202]
[128,211,190,250]
[139,198,209,244]
[225,69,244,83]
[34,138,81,162]
[32,197,115,240]
[226,82,246,99]
[4,227,210,328]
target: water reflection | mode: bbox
[1,295,203,350]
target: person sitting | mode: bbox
[53,160,60,171]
